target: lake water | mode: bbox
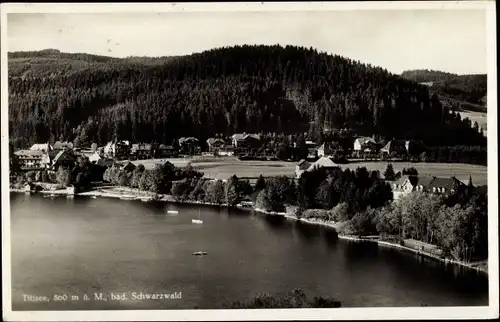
[10,193,488,310]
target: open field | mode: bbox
[457,110,487,136]
[342,161,487,186]
[128,157,488,186]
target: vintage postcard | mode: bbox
[1,1,498,321]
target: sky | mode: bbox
[7,9,488,75]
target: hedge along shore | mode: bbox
[11,187,488,275]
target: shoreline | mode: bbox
[11,187,488,275]
[251,207,487,275]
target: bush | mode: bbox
[48,171,57,183]
[204,180,225,205]
[171,179,192,201]
[56,168,70,186]
[302,209,330,220]
[237,179,253,198]
[41,170,49,183]
[189,178,207,201]
[224,289,341,309]
[350,207,379,236]
[336,221,355,235]
[330,202,350,221]
[402,167,419,176]
[119,173,129,186]
[255,189,271,211]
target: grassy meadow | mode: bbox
[129,157,488,186]
[458,110,488,136]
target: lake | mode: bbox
[9,193,488,310]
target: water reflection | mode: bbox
[294,221,322,242]
[343,241,378,264]
[262,214,287,229]
[323,229,339,246]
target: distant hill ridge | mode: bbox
[401,69,487,108]
[7,44,485,149]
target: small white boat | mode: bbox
[167,210,179,214]
[192,251,208,256]
[49,194,57,198]
[90,195,97,199]
[192,209,203,224]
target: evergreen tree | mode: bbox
[255,174,266,192]
[384,164,396,181]
[225,175,240,206]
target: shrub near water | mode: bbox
[302,209,331,220]
[224,289,341,309]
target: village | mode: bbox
[10,132,480,200]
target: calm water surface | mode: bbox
[10,193,488,310]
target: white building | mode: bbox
[392,175,466,200]
[295,157,339,178]
[353,137,377,152]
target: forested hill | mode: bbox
[8,45,485,149]
[401,69,487,108]
[8,49,179,78]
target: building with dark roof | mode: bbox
[156,144,178,158]
[131,143,153,160]
[380,140,407,155]
[231,133,261,149]
[206,138,226,153]
[179,137,201,155]
[353,137,378,152]
[52,150,77,171]
[295,157,339,178]
[122,161,137,173]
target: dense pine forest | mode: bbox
[8,45,486,149]
[401,69,487,108]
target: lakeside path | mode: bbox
[11,186,488,275]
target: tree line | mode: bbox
[250,166,487,262]
[8,45,485,150]
[371,186,487,262]
[103,162,204,194]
